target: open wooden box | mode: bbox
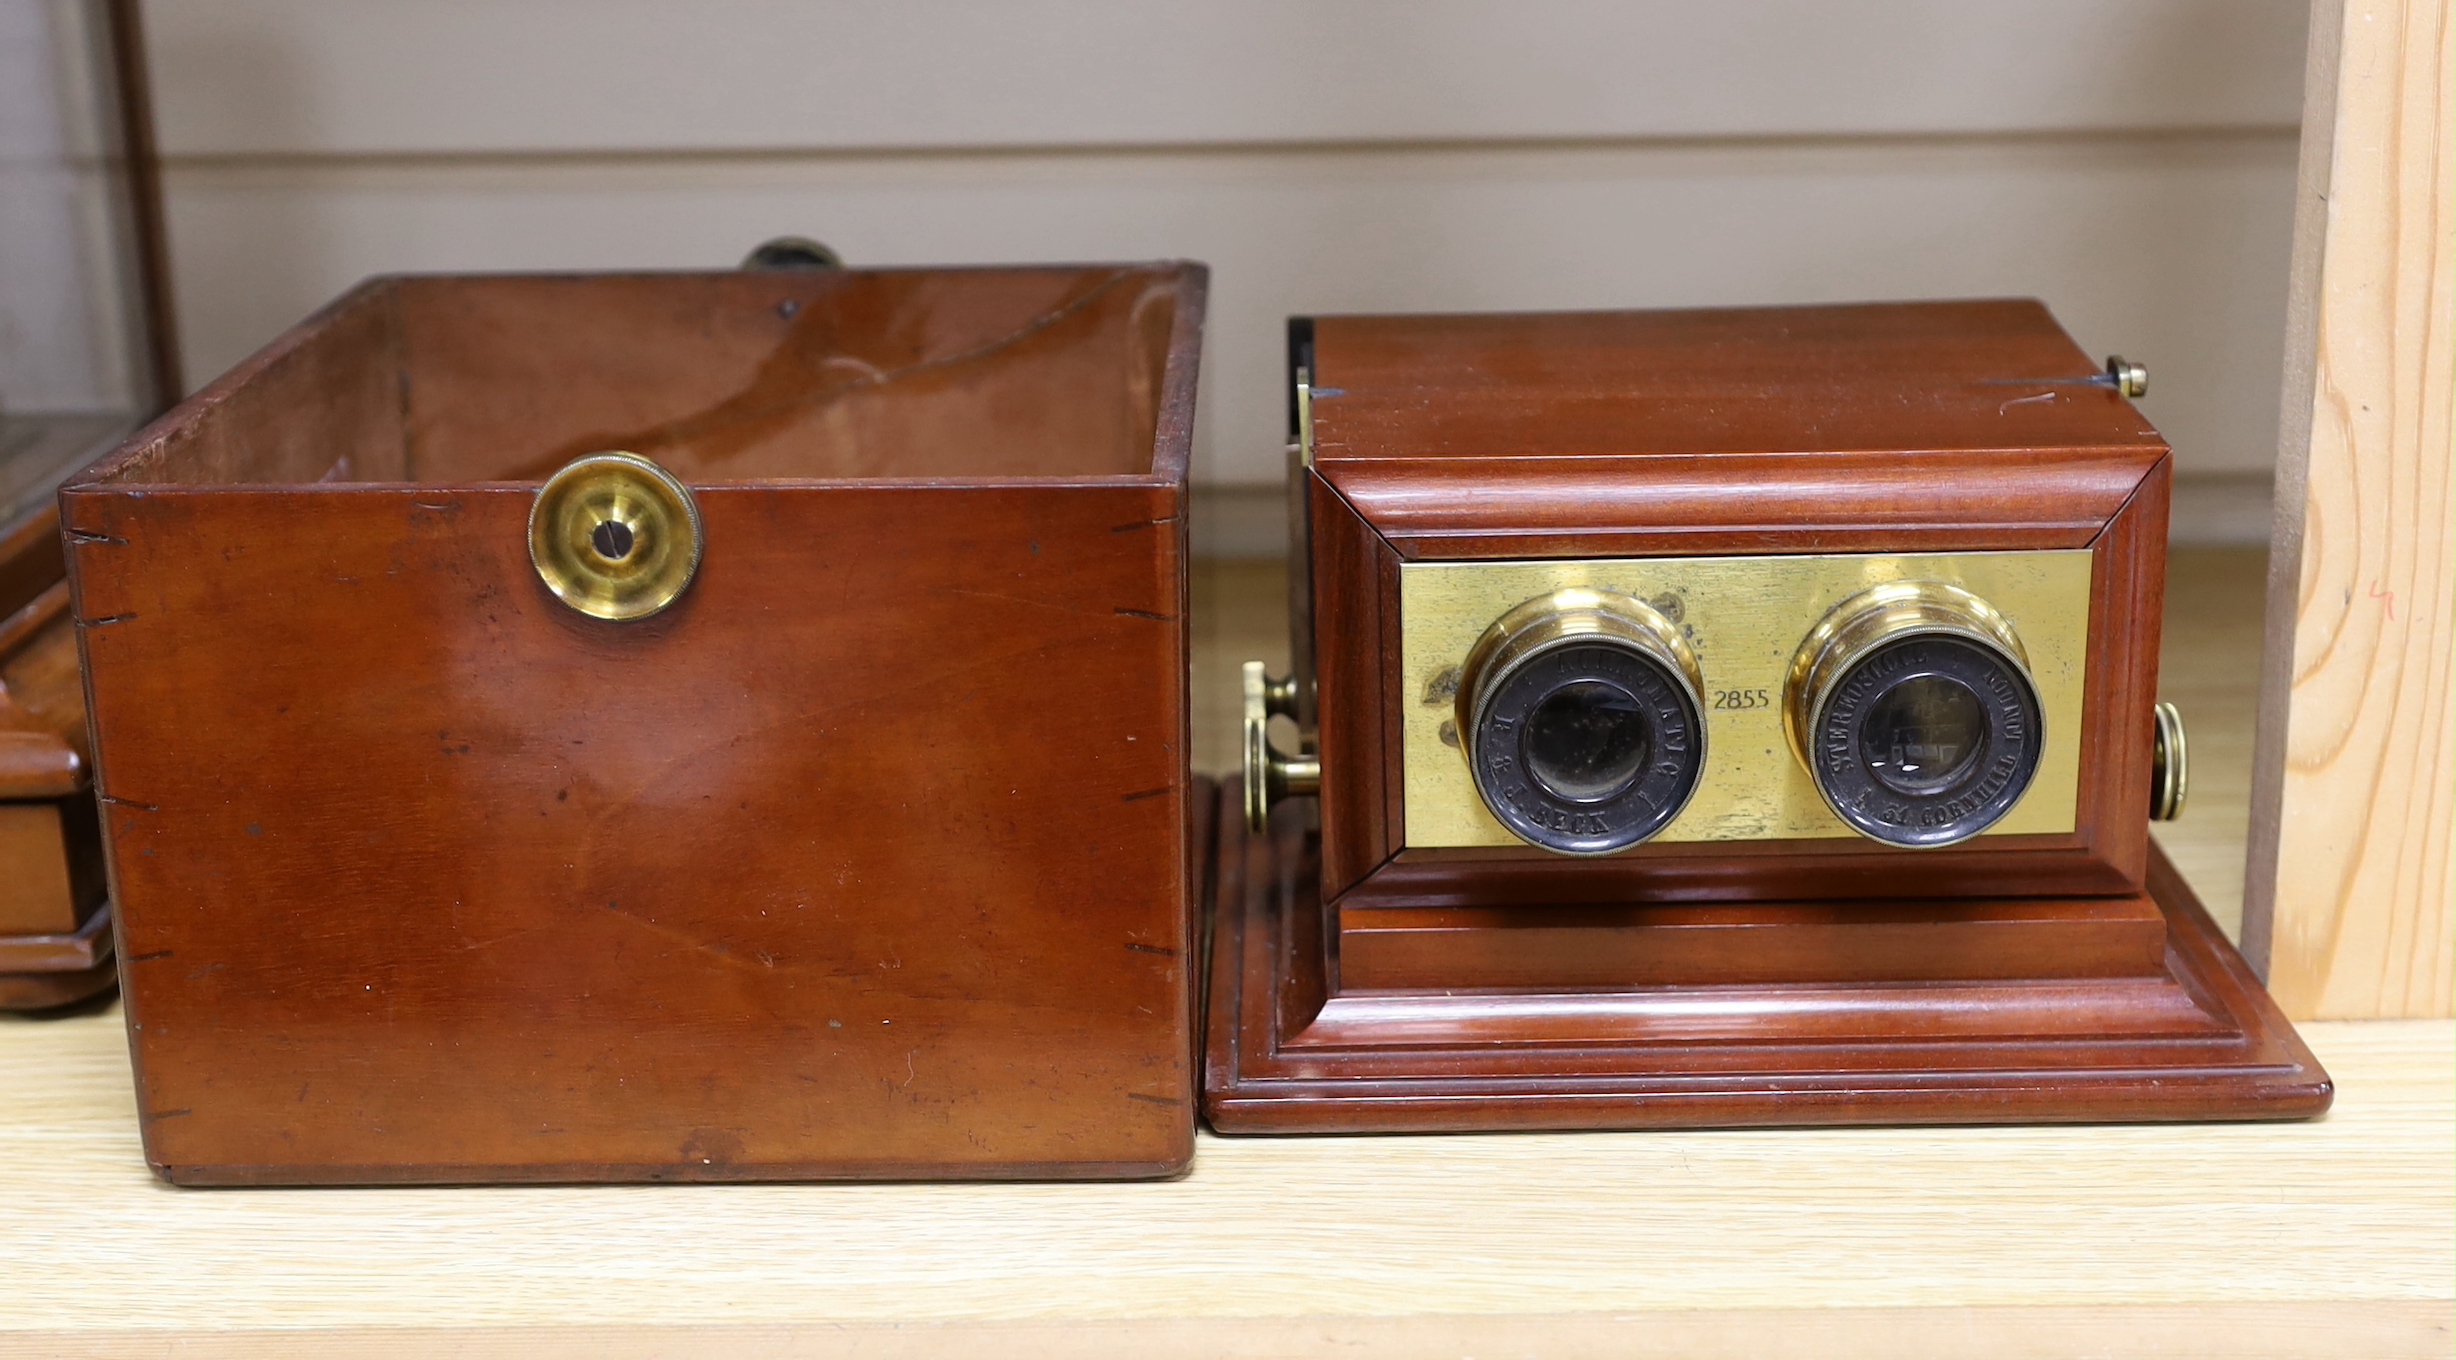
[65,263,1209,1184]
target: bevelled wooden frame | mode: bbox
[1206,777,2332,1132]
[1305,301,2170,910]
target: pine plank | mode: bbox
[2247,0,2456,1018]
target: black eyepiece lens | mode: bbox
[1859,674,1986,795]
[1809,633,2043,847]
[1523,680,1651,803]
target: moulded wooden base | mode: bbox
[0,903,116,1012]
[1337,894,2171,990]
[1202,780,2331,1132]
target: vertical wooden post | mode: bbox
[2244,0,2453,1018]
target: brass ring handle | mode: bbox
[1242,661,1318,834]
[528,452,704,621]
[741,236,843,271]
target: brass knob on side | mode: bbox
[2151,701,2188,821]
[529,452,704,621]
[1242,660,1318,833]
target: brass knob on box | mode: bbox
[1242,661,1317,833]
[529,452,704,621]
[2151,700,2188,821]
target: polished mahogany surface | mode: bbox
[92,266,1190,488]
[1337,894,2171,991]
[1308,301,2165,559]
[68,264,1207,1182]
[1205,778,2332,1132]
[1310,299,2162,461]
[1300,300,2169,906]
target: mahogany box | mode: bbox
[1210,300,2330,1133]
[65,263,1208,1184]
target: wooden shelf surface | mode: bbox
[0,1010,2448,1357]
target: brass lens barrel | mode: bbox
[1784,582,2043,848]
[1456,589,1706,855]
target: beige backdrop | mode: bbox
[137,0,2306,544]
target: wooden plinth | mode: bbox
[1203,779,2332,1132]
[0,904,116,1012]
[1338,894,2172,990]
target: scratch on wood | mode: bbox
[1125,942,1178,957]
[598,899,792,975]
[77,613,138,628]
[143,1108,193,1122]
[126,950,173,964]
[1124,1092,1186,1106]
[1119,787,1172,803]
[100,794,160,811]
[946,587,1108,619]
[1114,607,1176,621]
[65,528,126,546]
[1110,516,1181,533]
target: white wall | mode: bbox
[141,0,2306,521]
[0,0,150,414]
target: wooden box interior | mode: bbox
[87,265,1192,488]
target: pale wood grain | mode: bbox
[0,1005,2444,1356]
[2153,547,2275,940]
[2248,0,2456,1018]
[1191,557,1290,777]
[12,1303,2456,1360]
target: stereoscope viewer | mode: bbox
[1209,299,2329,1132]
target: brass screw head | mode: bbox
[2105,355,2148,399]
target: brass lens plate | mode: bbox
[529,452,704,621]
[1399,551,2090,847]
